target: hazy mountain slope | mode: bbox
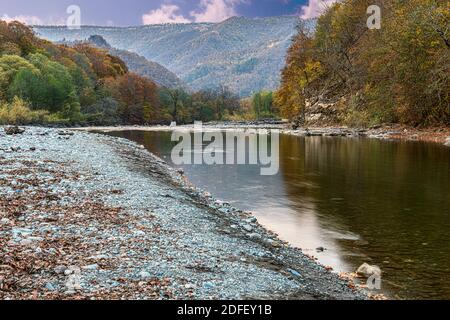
[110,49,186,89]
[34,16,301,96]
[86,35,185,89]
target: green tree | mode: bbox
[0,55,39,101]
[81,97,121,125]
[253,91,275,119]
[9,53,77,113]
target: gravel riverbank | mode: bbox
[0,127,367,300]
[79,122,450,146]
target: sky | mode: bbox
[0,0,338,26]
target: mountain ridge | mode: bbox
[85,35,186,89]
[34,16,304,96]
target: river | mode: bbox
[105,129,450,299]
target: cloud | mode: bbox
[190,0,240,23]
[300,0,339,19]
[1,14,66,26]
[142,4,191,25]
[1,14,43,25]
[142,0,245,25]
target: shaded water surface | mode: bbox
[106,130,450,299]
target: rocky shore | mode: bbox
[0,127,366,300]
[80,122,450,146]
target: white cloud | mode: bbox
[1,14,66,26]
[190,0,239,23]
[300,0,339,19]
[1,14,43,25]
[142,0,244,25]
[142,4,191,25]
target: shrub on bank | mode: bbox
[0,96,49,125]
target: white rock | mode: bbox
[65,266,82,293]
[185,283,196,290]
[242,224,253,232]
[28,236,44,242]
[215,200,229,206]
[247,233,262,240]
[245,217,257,224]
[64,266,81,276]
[0,218,11,225]
[356,263,381,278]
[139,271,151,279]
[445,137,450,147]
[45,282,57,292]
[12,228,33,236]
[47,248,58,255]
[82,264,99,270]
[88,254,109,260]
[134,230,146,237]
[19,239,33,246]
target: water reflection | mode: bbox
[279,136,450,299]
[106,130,450,299]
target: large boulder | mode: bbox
[291,115,305,130]
[445,137,450,147]
[300,97,344,127]
[4,126,25,135]
[356,263,381,278]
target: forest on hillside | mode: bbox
[34,16,301,97]
[3,0,447,129]
[0,21,243,126]
[275,0,449,127]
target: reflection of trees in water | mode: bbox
[278,135,450,298]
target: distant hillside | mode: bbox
[86,35,185,89]
[34,16,302,96]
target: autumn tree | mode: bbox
[103,73,160,124]
[276,0,449,126]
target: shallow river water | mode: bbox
[106,130,450,299]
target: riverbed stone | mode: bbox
[11,228,33,237]
[287,268,301,277]
[82,264,99,271]
[4,126,25,135]
[64,266,81,276]
[247,233,262,240]
[245,217,257,224]
[45,282,57,292]
[54,265,67,274]
[445,137,450,147]
[356,263,381,278]
[139,271,151,279]
[203,281,215,289]
[0,127,366,300]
